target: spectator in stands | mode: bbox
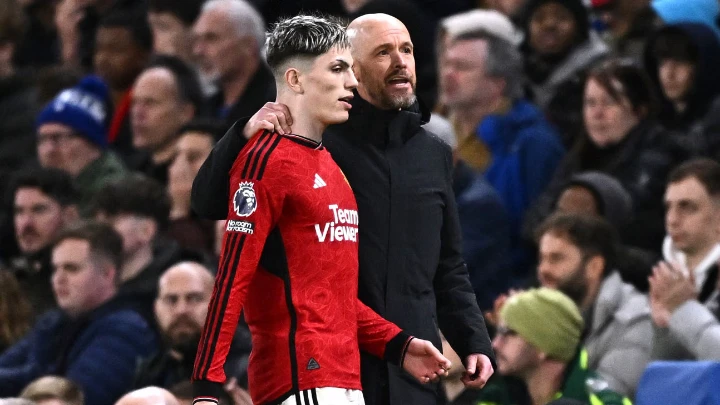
[93,12,153,161]
[20,375,84,405]
[486,0,531,24]
[55,0,146,69]
[6,168,79,317]
[527,60,691,253]
[433,122,513,312]
[147,0,205,65]
[0,0,39,197]
[547,172,658,292]
[0,221,157,404]
[650,158,720,360]
[590,0,660,62]
[91,174,182,327]
[439,27,564,282]
[35,75,127,213]
[649,261,720,361]
[192,0,275,124]
[483,288,629,405]
[167,120,223,256]
[520,0,609,146]
[133,262,250,390]
[115,387,179,405]
[0,270,32,353]
[533,213,652,397]
[644,22,720,134]
[129,55,203,185]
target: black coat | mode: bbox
[191,94,495,405]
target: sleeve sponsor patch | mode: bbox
[226,220,255,234]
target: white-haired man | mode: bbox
[193,0,275,124]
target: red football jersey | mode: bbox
[192,131,406,405]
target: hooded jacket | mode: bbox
[521,0,610,110]
[644,23,720,133]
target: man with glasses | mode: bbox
[486,288,629,405]
[36,75,127,213]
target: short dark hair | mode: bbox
[652,28,698,64]
[54,220,124,273]
[536,213,619,273]
[146,54,204,114]
[668,158,720,197]
[148,0,205,26]
[0,0,26,45]
[99,11,153,52]
[91,174,171,229]
[266,14,350,76]
[178,118,226,141]
[586,59,659,120]
[8,168,80,207]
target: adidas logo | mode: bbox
[307,357,320,370]
[313,174,327,189]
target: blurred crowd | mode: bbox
[0,0,719,404]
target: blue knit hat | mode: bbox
[36,75,110,149]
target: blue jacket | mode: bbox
[0,298,157,405]
[478,100,564,279]
[453,162,512,311]
[478,100,565,229]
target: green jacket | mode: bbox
[469,349,632,405]
[75,151,127,215]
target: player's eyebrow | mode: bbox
[334,58,351,69]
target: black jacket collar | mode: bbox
[343,91,430,148]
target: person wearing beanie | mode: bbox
[482,288,630,405]
[36,75,127,213]
[521,0,609,147]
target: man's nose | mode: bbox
[391,50,408,68]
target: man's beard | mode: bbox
[380,90,417,110]
[370,70,418,110]
[556,264,589,306]
[164,316,203,356]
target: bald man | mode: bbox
[191,13,496,405]
[116,387,180,405]
[133,262,250,391]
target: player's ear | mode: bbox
[285,67,303,94]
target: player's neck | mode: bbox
[277,96,325,143]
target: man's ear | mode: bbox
[586,255,605,284]
[179,102,195,124]
[285,67,303,94]
[138,218,158,245]
[62,205,79,224]
[490,77,507,100]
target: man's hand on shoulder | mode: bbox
[243,102,294,139]
[462,353,494,388]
